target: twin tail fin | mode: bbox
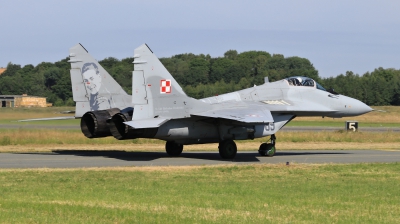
[68,44,131,117]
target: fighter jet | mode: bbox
[69,43,372,159]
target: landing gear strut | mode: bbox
[258,134,276,157]
[218,140,237,159]
[165,141,183,156]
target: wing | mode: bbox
[191,102,274,123]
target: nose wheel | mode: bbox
[258,134,276,157]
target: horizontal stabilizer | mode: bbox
[18,116,76,122]
[124,117,170,129]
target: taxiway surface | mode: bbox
[1,150,399,168]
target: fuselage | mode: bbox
[153,77,372,144]
[201,77,372,118]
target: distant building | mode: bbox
[0,94,48,108]
[0,68,6,75]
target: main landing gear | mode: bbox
[165,141,183,156]
[218,140,237,159]
[165,136,275,159]
[258,134,276,157]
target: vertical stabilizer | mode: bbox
[132,44,187,104]
[130,44,204,122]
[68,44,131,117]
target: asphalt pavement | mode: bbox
[1,123,399,169]
[0,150,399,168]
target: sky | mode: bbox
[0,0,399,78]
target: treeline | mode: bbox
[0,57,133,106]
[0,50,399,106]
[323,69,400,106]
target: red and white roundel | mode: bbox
[160,79,171,94]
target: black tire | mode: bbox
[218,140,237,159]
[258,143,276,157]
[165,141,183,156]
[258,143,268,156]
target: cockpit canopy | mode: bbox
[285,76,327,91]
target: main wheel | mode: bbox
[218,140,237,159]
[165,141,183,156]
[258,143,276,157]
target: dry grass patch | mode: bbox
[0,107,76,122]
[275,130,400,143]
[0,129,164,145]
[1,128,399,147]
[0,141,398,153]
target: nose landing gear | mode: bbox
[258,134,276,157]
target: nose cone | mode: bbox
[330,96,373,117]
[338,96,372,116]
[351,100,373,116]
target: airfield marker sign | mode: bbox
[346,121,358,132]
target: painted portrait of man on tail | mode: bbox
[81,62,113,111]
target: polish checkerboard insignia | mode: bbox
[160,79,171,94]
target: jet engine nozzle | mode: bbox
[108,112,132,140]
[80,108,120,138]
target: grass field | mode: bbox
[1,106,399,126]
[0,108,399,223]
[0,128,399,152]
[0,163,399,223]
[0,106,399,152]
[0,106,75,119]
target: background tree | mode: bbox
[1,49,399,106]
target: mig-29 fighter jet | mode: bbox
[69,44,372,159]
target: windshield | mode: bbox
[286,76,327,92]
[286,77,314,87]
[316,82,327,91]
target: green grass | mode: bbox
[286,120,400,127]
[0,163,399,223]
